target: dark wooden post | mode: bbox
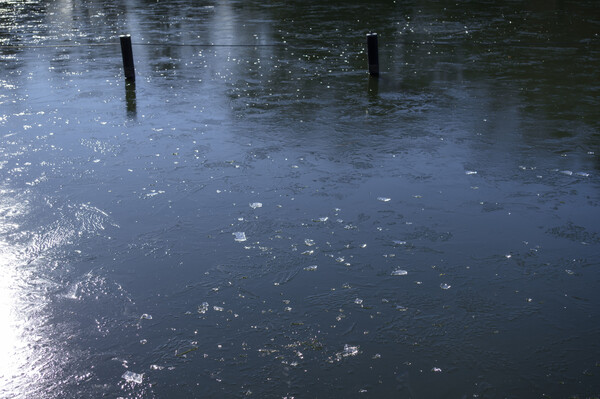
[120,35,135,81]
[367,33,379,76]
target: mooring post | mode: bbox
[366,32,379,76]
[120,34,135,81]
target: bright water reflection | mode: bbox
[0,187,60,398]
[1,0,599,397]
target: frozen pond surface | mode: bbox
[1,0,599,397]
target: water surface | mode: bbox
[1,0,599,397]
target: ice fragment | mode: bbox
[342,344,359,357]
[122,371,143,384]
[233,232,247,242]
[198,302,209,314]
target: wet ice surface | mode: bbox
[1,0,600,398]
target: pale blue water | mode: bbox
[1,0,599,397]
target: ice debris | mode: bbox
[198,302,209,314]
[233,232,247,242]
[122,371,143,384]
[342,344,359,357]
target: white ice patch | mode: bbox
[122,371,143,384]
[233,232,247,242]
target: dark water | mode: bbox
[1,0,599,397]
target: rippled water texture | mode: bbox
[1,0,599,397]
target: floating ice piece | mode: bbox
[354,298,363,305]
[377,197,391,202]
[465,171,477,175]
[391,269,408,276]
[213,306,224,312]
[233,232,247,242]
[432,367,442,372]
[342,344,359,357]
[122,371,143,384]
[198,302,209,314]
[304,239,315,247]
[249,202,262,209]
[304,265,318,271]
[440,283,451,290]
[140,313,152,320]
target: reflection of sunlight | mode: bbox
[0,244,22,384]
[0,188,29,396]
[0,189,51,398]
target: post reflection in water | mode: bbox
[125,81,137,118]
[367,74,379,97]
